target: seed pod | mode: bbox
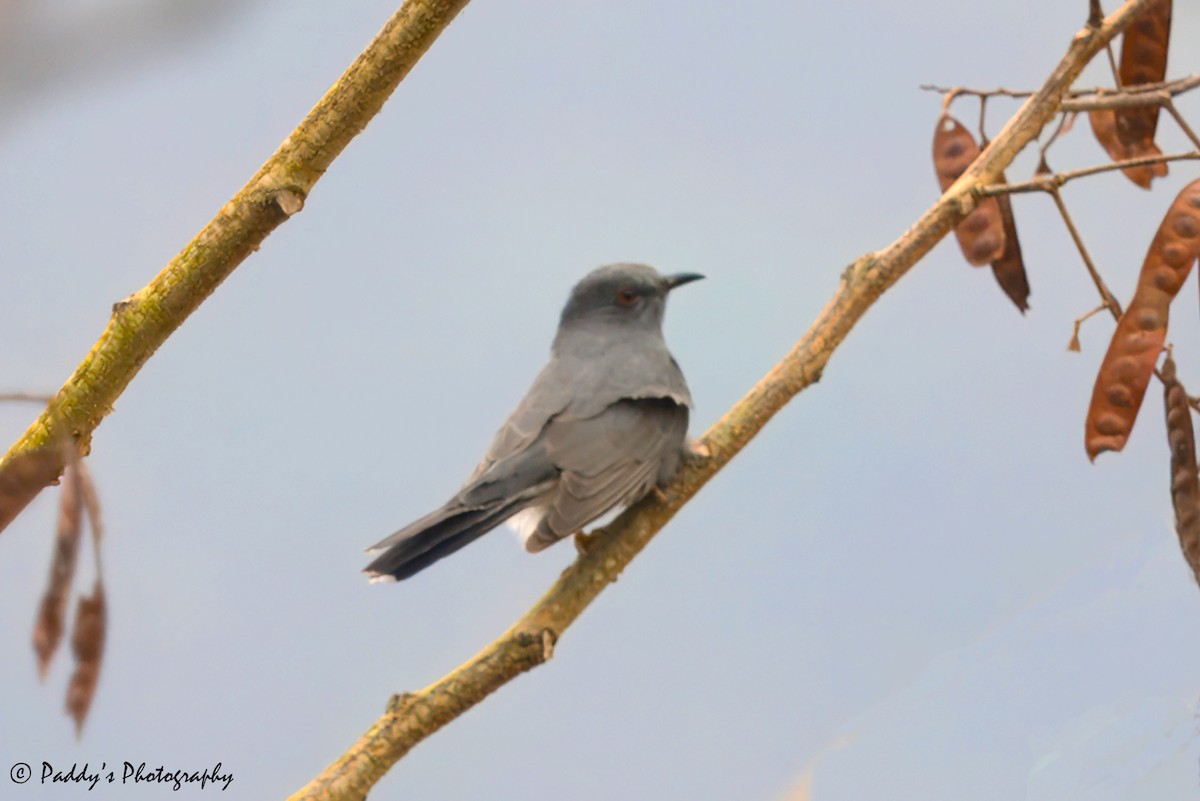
[1116,0,1172,147]
[75,459,104,544]
[990,182,1030,313]
[1161,353,1200,584]
[932,114,1006,265]
[1088,107,1168,189]
[66,581,106,737]
[1085,178,1200,459]
[32,464,84,679]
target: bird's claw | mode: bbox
[575,530,598,555]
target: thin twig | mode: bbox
[920,74,1200,106]
[940,87,964,115]
[1069,303,1109,351]
[1063,88,1177,112]
[1038,111,1075,165]
[979,150,1200,196]
[290,3,1157,799]
[1105,42,1121,86]
[1164,99,1200,151]
[1048,187,1123,319]
[0,394,53,404]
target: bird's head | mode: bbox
[558,263,703,333]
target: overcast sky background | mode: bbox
[2,1,1200,799]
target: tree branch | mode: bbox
[289,2,1157,799]
[0,0,472,534]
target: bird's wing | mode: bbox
[525,396,688,551]
[463,358,574,485]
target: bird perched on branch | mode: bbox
[364,263,703,582]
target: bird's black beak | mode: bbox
[664,272,705,291]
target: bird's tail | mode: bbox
[363,498,530,582]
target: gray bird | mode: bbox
[364,263,702,582]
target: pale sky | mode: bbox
[1,2,1199,799]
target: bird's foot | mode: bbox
[575,530,599,556]
[685,438,711,462]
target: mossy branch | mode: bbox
[0,0,472,533]
[289,2,1155,799]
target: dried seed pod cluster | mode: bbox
[932,115,1006,265]
[1161,353,1200,583]
[1085,178,1200,459]
[24,454,108,735]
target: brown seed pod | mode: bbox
[990,182,1030,313]
[1116,0,1172,147]
[1085,177,1200,460]
[932,114,1006,265]
[32,464,84,679]
[1161,352,1200,584]
[1087,107,1168,189]
[75,459,104,544]
[66,580,106,737]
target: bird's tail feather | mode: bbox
[363,499,530,582]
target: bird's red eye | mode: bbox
[616,288,638,306]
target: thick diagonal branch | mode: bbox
[289,2,1156,799]
[0,0,471,534]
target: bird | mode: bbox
[364,263,702,582]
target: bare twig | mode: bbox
[979,150,1200,196]
[0,0,473,534]
[0,394,53,404]
[1065,88,1173,112]
[290,3,1157,799]
[1164,99,1200,151]
[1069,303,1109,351]
[1105,42,1121,86]
[1049,188,1124,319]
[921,74,1200,108]
[940,87,965,115]
[1038,111,1075,165]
